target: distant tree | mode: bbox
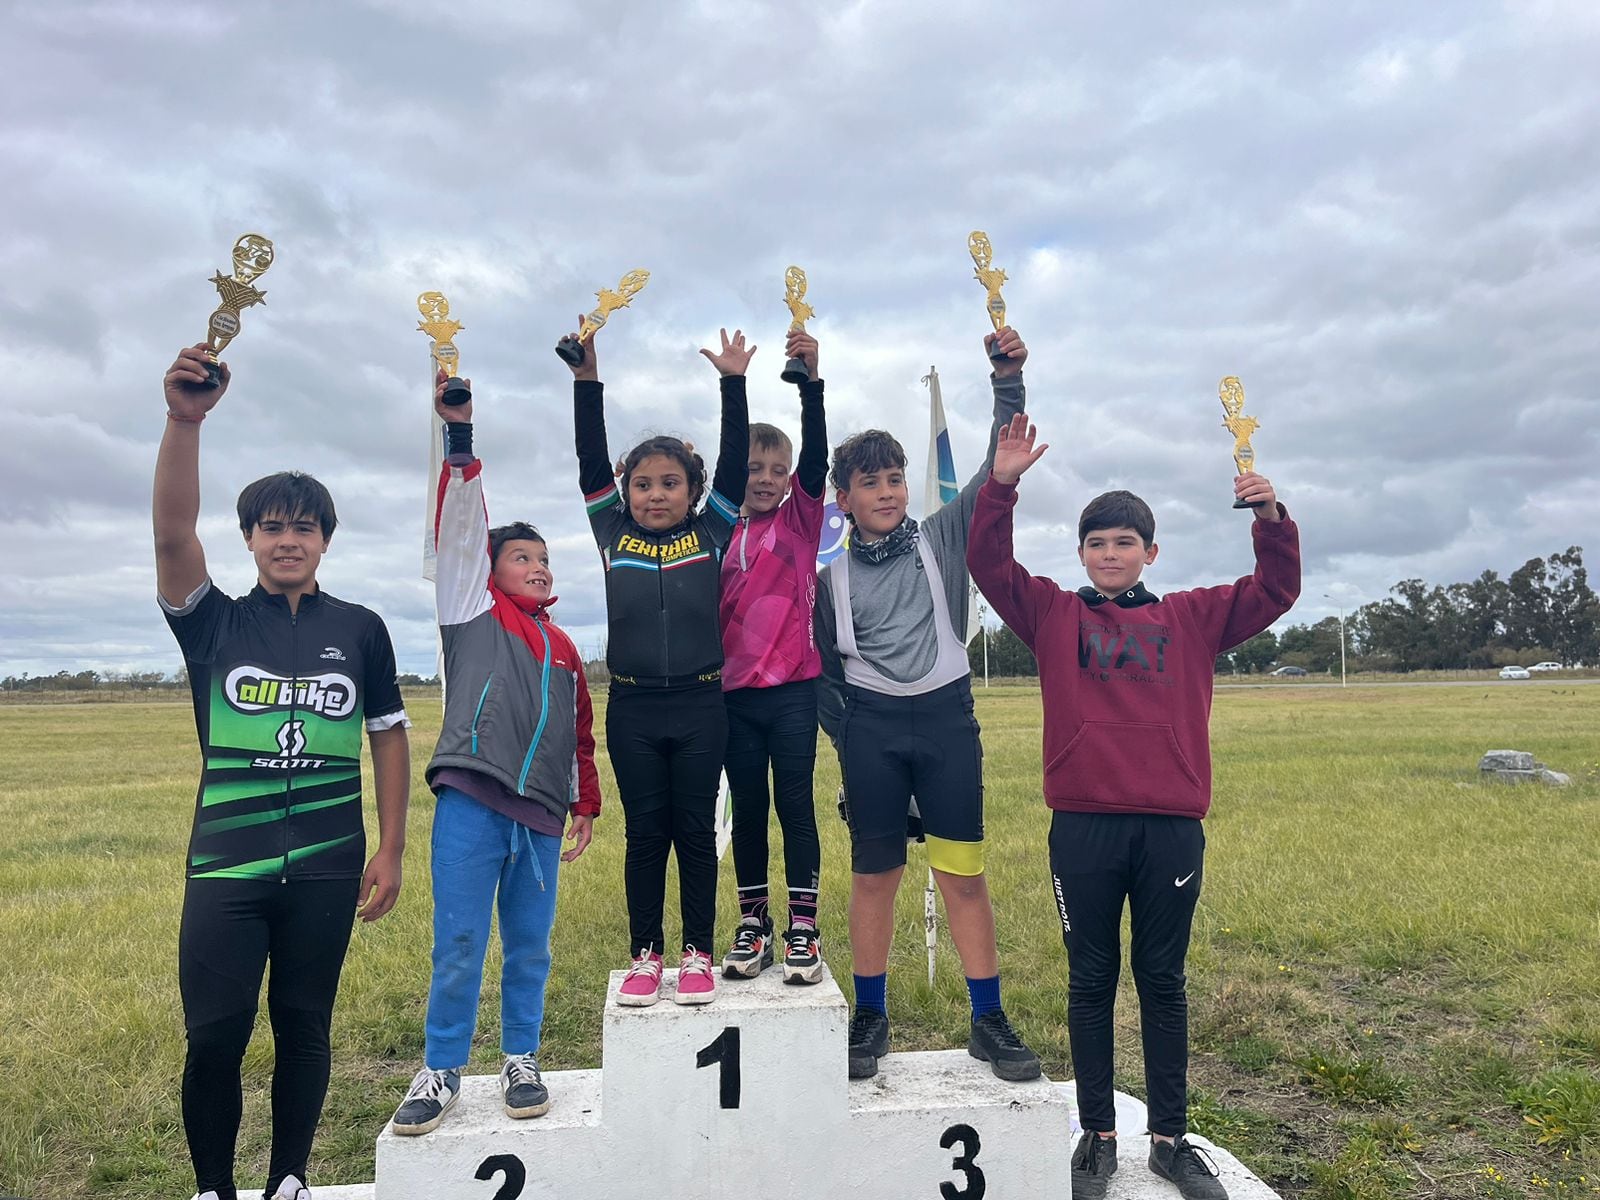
[1224,629,1279,675]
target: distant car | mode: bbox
[1499,665,1531,680]
[1270,665,1309,677]
[1527,661,1563,673]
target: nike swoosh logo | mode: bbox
[1174,872,1195,887]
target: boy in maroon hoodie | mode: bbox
[967,415,1300,1200]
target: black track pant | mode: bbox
[607,682,727,955]
[724,679,821,913]
[179,876,359,1200]
[1049,810,1204,1137]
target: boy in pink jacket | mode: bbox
[717,329,828,984]
[967,415,1300,1200]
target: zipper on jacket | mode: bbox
[738,515,750,571]
[516,619,554,792]
[283,607,297,883]
[657,550,671,678]
[470,674,494,754]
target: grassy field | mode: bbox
[1,684,1597,1199]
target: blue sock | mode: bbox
[967,974,1002,1018]
[853,972,887,1015]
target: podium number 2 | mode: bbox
[696,1025,741,1108]
[940,1123,985,1200]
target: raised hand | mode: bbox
[563,313,600,382]
[785,329,819,381]
[163,344,228,419]
[991,413,1048,485]
[700,327,758,377]
[1234,472,1282,519]
[986,325,1027,378]
[434,367,472,422]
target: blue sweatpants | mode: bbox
[424,787,563,1070]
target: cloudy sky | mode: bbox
[4,0,1596,677]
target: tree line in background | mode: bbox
[7,547,1594,692]
[1219,546,1599,675]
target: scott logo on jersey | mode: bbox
[223,665,358,718]
[250,718,329,769]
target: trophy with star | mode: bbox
[968,230,1009,361]
[780,265,815,385]
[194,233,275,389]
[1217,376,1265,509]
[555,269,651,366]
[417,291,469,406]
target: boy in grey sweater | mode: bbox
[816,327,1040,1083]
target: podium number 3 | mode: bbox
[940,1123,985,1200]
[696,1025,742,1108]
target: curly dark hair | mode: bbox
[622,436,707,510]
[829,429,907,493]
[488,521,545,565]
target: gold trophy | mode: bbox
[780,265,815,385]
[555,269,651,366]
[968,230,1009,361]
[1218,376,1265,509]
[195,233,275,390]
[417,291,469,407]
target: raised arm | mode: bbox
[431,371,495,627]
[967,415,1058,647]
[565,323,619,536]
[154,345,226,606]
[787,329,828,500]
[698,328,754,523]
[1205,478,1302,652]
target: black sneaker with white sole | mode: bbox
[1149,1134,1229,1199]
[1070,1130,1119,1199]
[721,920,774,978]
[391,1066,460,1136]
[967,1009,1042,1081]
[782,927,824,984]
[847,1008,890,1079]
[501,1053,550,1118]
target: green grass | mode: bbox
[1,684,1598,1198]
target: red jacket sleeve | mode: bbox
[571,665,602,817]
[966,476,1060,648]
[1184,508,1302,653]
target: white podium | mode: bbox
[376,964,1071,1199]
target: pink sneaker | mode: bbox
[617,949,664,1007]
[674,947,717,1005]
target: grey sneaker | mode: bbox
[1149,1134,1229,1199]
[390,1067,460,1135]
[501,1053,550,1118]
[1071,1130,1118,1199]
[722,920,775,978]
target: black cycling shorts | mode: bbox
[837,676,984,876]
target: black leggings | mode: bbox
[724,680,821,911]
[607,682,727,955]
[1049,811,1203,1137]
[178,876,359,1200]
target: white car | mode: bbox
[1499,665,1531,680]
[1528,661,1563,672]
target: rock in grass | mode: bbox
[1479,750,1535,772]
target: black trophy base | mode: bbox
[988,340,1009,362]
[1233,497,1267,510]
[780,358,809,385]
[440,376,472,407]
[555,335,586,367]
[191,359,224,391]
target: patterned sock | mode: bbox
[788,886,818,929]
[854,972,888,1016]
[737,883,770,929]
[966,974,1002,1019]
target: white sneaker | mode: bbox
[270,1175,311,1200]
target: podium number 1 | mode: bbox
[696,1026,741,1108]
